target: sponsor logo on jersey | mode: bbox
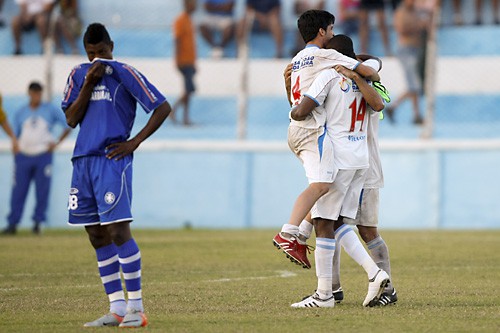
[104,192,115,204]
[70,188,79,194]
[347,134,366,142]
[339,78,350,93]
[292,56,315,71]
[91,85,113,102]
[352,81,360,92]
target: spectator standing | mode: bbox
[2,82,71,235]
[199,0,235,58]
[54,0,81,54]
[358,0,392,56]
[11,0,55,55]
[238,0,284,58]
[172,0,197,125]
[339,0,360,36]
[386,0,431,124]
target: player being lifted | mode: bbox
[273,9,379,269]
[62,23,171,328]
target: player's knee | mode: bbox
[310,183,330,197]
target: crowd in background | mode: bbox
[0,1,498,58]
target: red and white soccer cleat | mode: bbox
[273,233,313,269]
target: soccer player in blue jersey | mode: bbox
[61,23,171,328]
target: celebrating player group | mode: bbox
[273,9,398,308]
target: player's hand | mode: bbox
[105,140,140,160]
[85,62,106,85]
[334,65,358,80]
[47,142,57,153]
[283,63,292,85]
[12,139,20,155]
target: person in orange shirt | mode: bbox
[173,0,197,126]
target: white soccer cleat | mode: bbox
[83,313,123,327]
[363,269,390,307]
[118,309,148,328]
[291,293,335,308]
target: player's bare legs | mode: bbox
[273,182,329,268]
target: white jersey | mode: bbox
[306,59,380,169]
[364,110,384,188]
[289,45,360,129]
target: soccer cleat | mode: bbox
[273,233,313,269]
[291,293,335,308]
[378,288,398,306]
[363,269,390,307]
[332,287,344,303]
[83,313,123,327]
[118,310,148,328]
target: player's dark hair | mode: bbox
[327,34,356,59]
[83,23,112,46]
[297,10,335,44]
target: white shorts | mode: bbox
[311,168,367,221]
[344,188,379,227]
[200,14,234,31]
[288,125,336,184]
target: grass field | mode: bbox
[1,229,499,332]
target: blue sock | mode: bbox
[117,238,143,312]
[95,243,126,316]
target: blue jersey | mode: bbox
[61,59,167,159]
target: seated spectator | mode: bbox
[473,0,499,25]
[54,0,82,54]
[11,0,55,55]
[199,0,235,58]
[291,0,324,56]
[237,0,284,58]
[358,0,392,56]
[339,0,360,36]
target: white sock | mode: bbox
[298,219,313,240]
[315,237,335,299]
[335,224,379,279]
[281,224,299,238]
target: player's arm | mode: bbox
[105,101,171,161]
[357,54,382,71]
[290,97,317,121]
[354,62,380,82]
[64,62,106,128]
[334,65,384,111]
[283,63,293,106]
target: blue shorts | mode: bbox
[179,65,196,93]
[67,155,133,226]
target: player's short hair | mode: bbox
[327,34,356,59]
[83,23,112,46]
[28,81,43,91]
[297,10,335,44]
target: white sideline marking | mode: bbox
[0,270,297,292]
[198,270,297,284]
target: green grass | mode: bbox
[1,229,499,332]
